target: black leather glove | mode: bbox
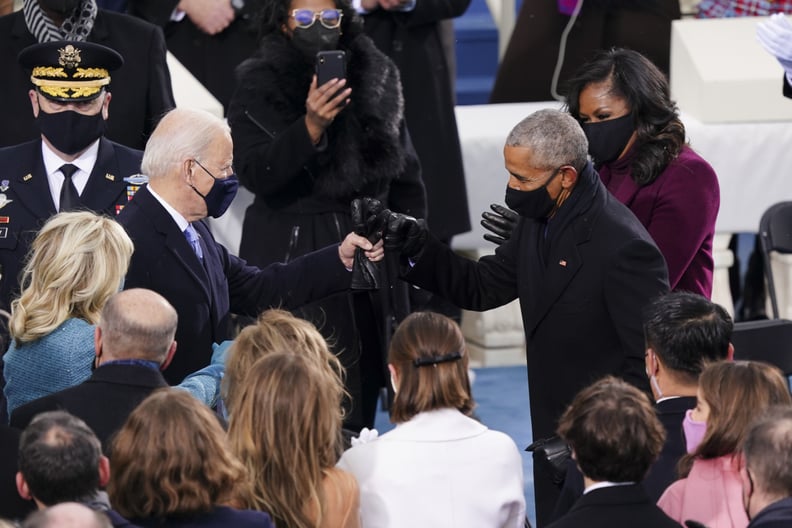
[351,197,386,242]
[481,203,518,245]
[350,197,385,290]
[384,211,427,260]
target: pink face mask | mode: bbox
[683,408,707,454]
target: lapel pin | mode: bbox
[23,173,32,182]
[559,259,567,267]
[0,180,8,192]
[105,173,115,181]
[0,194,12,210]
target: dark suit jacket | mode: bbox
[0,138,141,313]
[749,497,792,527]
[547,484,682,528]
[117,185,353,384]
[127,0,258,110]
[0,9,174,149]
[552,395,696,520]
[9,364,168,452]
[648,396,696,498]
[362,0,471,239]
[406,163,669,440]
[0,424,35,520]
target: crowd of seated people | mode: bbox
[4,291,792,527]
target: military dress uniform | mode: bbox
[0,40,143,315]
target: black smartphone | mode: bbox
[316,50,346,88]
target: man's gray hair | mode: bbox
[141,108,230,179]
[744,406,792,498]
[505,109,589,172]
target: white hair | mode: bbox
[141,108,230,179]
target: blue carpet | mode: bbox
[373,365,537,526]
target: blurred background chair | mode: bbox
[732,319,792,380]
[759,201,792,319]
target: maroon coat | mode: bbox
[598,145,719,297]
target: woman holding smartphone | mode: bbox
[226,0,425,433]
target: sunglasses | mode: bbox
[291,8,343,29]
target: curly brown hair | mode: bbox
[108,388,252,518]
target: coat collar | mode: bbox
[132,186,211,299]
[524,163,602,333]
[89,363,169,388]
[11,137,128,219]
[381,408,488,443]
[571,483,650,509]
[80,137,129,210]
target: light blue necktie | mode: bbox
[184,224,203,260]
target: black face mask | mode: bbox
[36,108,106,155]
[504,170,561,219]
[580,113,635,166]
[291,24,340,59]
[38,0,81,17]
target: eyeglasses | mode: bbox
[290,8,343,29]
[193,159,233,180]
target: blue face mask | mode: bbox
[191,160,239,218]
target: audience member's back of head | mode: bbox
[23,503,111,528]
[97,288,177,363]
[222,309,343,414]
[643,291,733,381]
[18,411,102,506]
[558,376,665,483]
[743,406,792,501]
[388,311,474,423]
[9,211,133,343]
[681,360,792,476]
[227,353,343,528]
[108,388,250,520]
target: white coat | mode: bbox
[337,408,526,527]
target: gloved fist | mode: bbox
[757,13,792,76]
[481,203,518,245]
[351,197,386,242]
[384,211,427,259]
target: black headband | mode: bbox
[412,351,463,368]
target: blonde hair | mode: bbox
[227,354,344,528]
[388,312,474,423]
[222,309,345,415]
[9,212,133,343]
[108,389,252,518]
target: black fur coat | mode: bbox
[229,31,425,208]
